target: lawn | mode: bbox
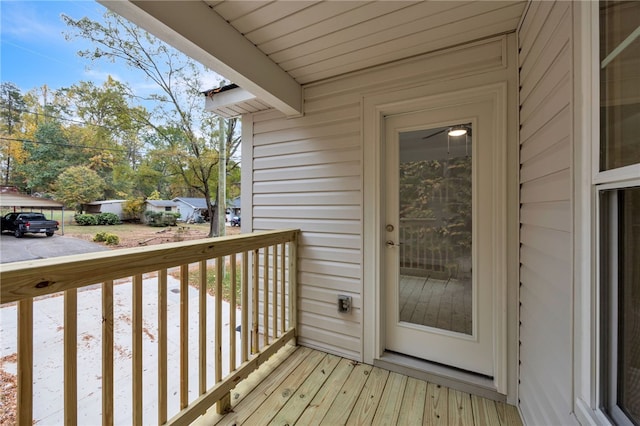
[0,208,240,248]
[67,222,242,248]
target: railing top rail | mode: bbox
[0,229,299,305]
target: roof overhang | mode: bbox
[99,0,303,117]
[0,193,65,210]
[203,84,272,119]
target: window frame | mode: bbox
[573,2,640,424]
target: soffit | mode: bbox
[203,1,526,85]
[108,1,526,116]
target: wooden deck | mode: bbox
[400,275,472,334]
[195,344,522,426]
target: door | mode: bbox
[384,99,499,376]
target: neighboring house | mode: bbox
[82,200,126,219]
[50,1,640,424]
[229,196,240,218]
[144,200,178,215]
[172,197,210,223]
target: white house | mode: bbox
[82,199,126,218]
[144,199,179,215]
[99,2,640,424]
[172,197,209,222]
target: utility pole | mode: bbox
[217,116,226,237]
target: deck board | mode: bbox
[196,345,522,426]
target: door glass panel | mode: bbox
[397,124,472,334]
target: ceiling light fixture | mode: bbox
[448,125,468,137]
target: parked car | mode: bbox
[231,216,241,227]
[0,212,59,238]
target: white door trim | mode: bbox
[363,82,510,394]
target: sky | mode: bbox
[0,0,221,97]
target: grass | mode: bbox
[174,262,243,307]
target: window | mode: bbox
[164,206,172,212]
[601,188,640,425]
[599,2,640,424]
[599,1,640,170]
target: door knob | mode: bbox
[386,224,394,232]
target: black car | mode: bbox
[231,216,241,227]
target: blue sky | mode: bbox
[1,1,220,96]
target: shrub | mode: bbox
[93,231,119,245]
[145,211,179,227]
[96,212,120,225]
[93,231,107,242]
[104,234,120,245]
[75,214,98,226]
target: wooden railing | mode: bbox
[0,229,299,425]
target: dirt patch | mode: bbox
[0,354,17,425]
[65,224,240,249]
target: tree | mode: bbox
[15,120,91,194]
[64,11,241,236]
[63,78,149,198]
[0,82,28,185]
[54,165,105,212]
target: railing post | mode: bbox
[252,249,259,353]
[64,289,77,426]
[102,281,114,426]
[158,270,168,425]
[179,265,189,410]
[288,234,298,342]
[133,274,143,425]
[17,298,33,426]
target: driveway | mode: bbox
[0,233,109,264]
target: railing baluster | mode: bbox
[133,274,143,424]
[289,239,298,336]
[199,260,207,395]
[17,298,33,426]
[158,270,168,425]
[215,257,222,383]
[229,253,237,372]
[273,245,278,338]
[252,249,259,353]
[215,257,231,414]
[280,243,286,336]
[241,251,249,362]
[102,280,114,426]
[64,289,77,425]
[180,265,188,409]
[263,245,269,346]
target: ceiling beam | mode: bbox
[99,0,303,117]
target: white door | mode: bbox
[384,98,500,376]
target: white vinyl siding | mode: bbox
[518,1,577,424]
[246,36,514,361]
[250,103,362,359]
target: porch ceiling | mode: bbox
[101,1,526,116]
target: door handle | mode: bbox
[386,240,402,248]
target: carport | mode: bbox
[0,192,66,235]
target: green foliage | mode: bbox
[76,212,120,225]
[74,214,98,226]
[144,211,179,227]
[122,198,145,222]
[93,231,119,245]
[147,190,161,200]
[96,212,120,225]
[183,264,242,307]
[54,165,105,212]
